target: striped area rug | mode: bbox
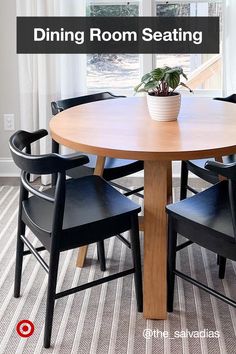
[0,184,236,353]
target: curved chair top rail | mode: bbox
[214,94,236,104]
[51,91,126,115]
[9,129,89,175]
[205,160,236,181]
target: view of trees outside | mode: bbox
[86,1,222,92]
[156,2,222,89]
[86,3,140,91]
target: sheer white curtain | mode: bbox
[16,0,87,183]
[223,0,236,95]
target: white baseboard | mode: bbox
[0,158,20,177]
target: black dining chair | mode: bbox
[51,92,144,269]
[179,94,236,278]
[166,160,236,313]
[180,94,236,200]
[51,92,144,197]
[9,129,143,348]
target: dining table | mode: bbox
[50,96,236,320]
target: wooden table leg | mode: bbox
[76,245,89,268]
[144,160,171,319]
[76,156,106,268]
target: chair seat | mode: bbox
[22,176,141,250]
[166,180,236,260]
[67,154,144,180]
[187,155,236,184]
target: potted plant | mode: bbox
[134,66,193,121]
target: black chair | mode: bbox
[180,94,236,200]
[167,160,236,313]
[51,92,144,267]
[51,92,144,197]
[179,94,236,277]
[9,129,143,348]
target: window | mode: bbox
[85,0,223,95]
[155,1,223,91]
[86,1,140,93]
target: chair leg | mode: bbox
[218,256,226,279]
[76,246,88,268]
[14,221,25,298]
[130,215,143,312]
[180,161,188,200]
[167,217,177,313]
[97,241,106,271]
[44,250,60,348]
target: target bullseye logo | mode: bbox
[16,320,34,338]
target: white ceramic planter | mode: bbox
[147,93,181,121]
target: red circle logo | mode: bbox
[16,320,34,338]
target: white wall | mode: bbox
[0,3,185,178]
[0,1,20,175]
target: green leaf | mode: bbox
[144,81,158,91]
[163,66,171,72]
[168,72,180,90]
[182,72,188,80]
[151,68,165,81]
[134,65,191,95]
[168,67,188,81]
[141,73,152,83]
[134,82,144,92]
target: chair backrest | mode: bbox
[214,94,236,162]
[9,129,89,234]
[9,129,68,237]
[10,130,66,175]
[212,94,236,237]
[214,94,236,104]
[9,129,89,176]
[205,160,236,239]
[9,129,55,175]
[51,92,126,115]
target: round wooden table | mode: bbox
[50,96,236,320]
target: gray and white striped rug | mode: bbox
[0,183,236,354]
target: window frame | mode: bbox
[86,0,224,97]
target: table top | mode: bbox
[50,96,236,161]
